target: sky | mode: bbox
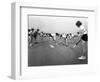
[28,15,88,34]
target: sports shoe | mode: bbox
[78,56,86,60]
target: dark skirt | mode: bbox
[81,34,88,42]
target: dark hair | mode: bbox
[28,29,30,32]
[31,28,34,31]
[76,21,82,27]
[37,29,39,31]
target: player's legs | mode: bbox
[78,40,86,60]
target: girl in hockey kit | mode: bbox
[74,21,88,60]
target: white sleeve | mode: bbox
[80,26,87,34]
[80,26,85,30]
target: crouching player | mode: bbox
[73,21,88,60]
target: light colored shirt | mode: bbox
[79,26,87,34]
